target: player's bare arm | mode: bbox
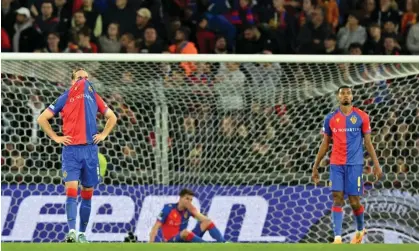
[363,134,383,181]
[37,109,72,145]
[312,134,331,184]
[149,221,162,243]
[93,109,117,144]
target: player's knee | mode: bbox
[200,220,213,230]
[332,192,345,206]
[180,230,190,239]
[66,187,78,198]
[80,189,93,200]
[348,197,361,210]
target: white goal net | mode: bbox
[1,54,418,243]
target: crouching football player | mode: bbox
[149,188,226,243]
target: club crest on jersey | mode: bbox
[63,171,67,178]
[88,86,93,92]
[336,118,340,123]
[350,116,357,124]
[184,212,188,219]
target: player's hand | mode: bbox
[373,165,383,182]
[312,166,320,184]
[93,133,107,144]
[53,135,72,145]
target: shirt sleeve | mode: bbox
[362,113,371,134]
[47,91,69,115]
[322,115,332,136]
[157,206,170,224]
[95,93,108,115]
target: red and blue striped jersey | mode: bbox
[47,78,108,145]
[157,203,197,241]
[322,107,371,165]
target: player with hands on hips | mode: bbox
[37,68,117,243]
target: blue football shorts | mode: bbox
[330,164,364,196]
[62,144,100,187]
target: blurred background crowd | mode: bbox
[2,0,419,55]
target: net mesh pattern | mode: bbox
[1,59,419,243]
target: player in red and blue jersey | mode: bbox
[312,85,382,244]
[37,68,117,243]
[149,189,226,243]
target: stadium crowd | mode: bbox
[1,0,419,55]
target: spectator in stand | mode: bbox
[34,1,59,38]
[371,0,401,26]
[10,150,25,171]
[230,0,256,34]
[197,14,236,52]
[140,27,168,53]
[120,32,135,53]
[382,20,403,51]
[298,0,316,28]
[297,6,332,54]
[2,0,19,37]
[401,0,418,35]
[317,0,339,31]
[236,25,275,54]
[98,22,121,53]
[35,32,61,52]
[12,7,42,52]
[214,62,246,111]
[79,0,103,38]
[69,10,88,43]
[406,22,419,54]
[1,28,11,52]
[196,16,217,54]
[337,11,367,53]
[65,26,98,52]
[168,27,198,76]
[54,0,72,37]
[103,0,136,35]
[360,0,377,27]
[349,42,363,55]
[383,35,401,55]
[190,62,215,88]
[126,39,140,53]
[363,23,385,54]
[214,35,229,54]
[322,34,341,54]
[133,8,152,41]
[265,0,298,53]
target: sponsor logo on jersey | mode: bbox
[332,128,361,133]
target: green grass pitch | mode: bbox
[2,243,418,251]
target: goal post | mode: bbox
[1,53,418,243]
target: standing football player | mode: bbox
[37,68,117,243]
[149,188,226,243]
[312,85,383,244]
